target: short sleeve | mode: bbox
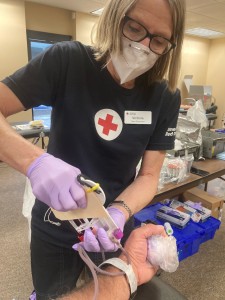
[146,87,181,150]
[1,42,71,109]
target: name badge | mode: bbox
[124,111,152,124]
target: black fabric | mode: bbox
[2,41,181,205]
[135,276,188,300]
[31,200,134,299]
[2,41,181,297]
[31,233,84,300]
[31,200,84,299]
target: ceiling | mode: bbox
[27,0,225,38]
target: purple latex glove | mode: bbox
[72,207,126,252]
[27,153,86,211]
[29,290,36,300]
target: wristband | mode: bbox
[99,257,137,298]
[109,200,133,219]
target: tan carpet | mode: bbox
[161,204,225,300]
[0,163,32,300]
[0,162,225,299]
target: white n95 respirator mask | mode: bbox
[111,37,159,84]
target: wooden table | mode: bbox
[152,158,225,203]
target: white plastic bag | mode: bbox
[22,178,36,241]
[147,235,179,272]
[187,100,208,131]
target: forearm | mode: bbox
[113,173,159,220]
[60,223,163,300]
[112,151,166,220]
[0,112,44,174]
[60,266,130,300]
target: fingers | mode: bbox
[69,185,86,208]
[55,184,86,211]
[27,153,87,212]
[72,228,118,252]
[58,192,78,211]
[97,228,117,251]
[135,224,167,239]
[83,228,101,252]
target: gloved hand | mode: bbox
[72,207,126,252]
[27,153,86,211]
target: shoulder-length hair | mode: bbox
[92,0,186,92]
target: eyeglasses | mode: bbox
[122,15,176,56]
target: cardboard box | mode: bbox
[181,187,223,220]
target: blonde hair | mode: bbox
[92,0,186,92]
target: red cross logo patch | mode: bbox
[95,109,123,141]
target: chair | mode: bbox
[135,276,187,300]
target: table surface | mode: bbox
[9,122,225,202]
[11,121,50,138]
[153,158,225,203]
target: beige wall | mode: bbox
[207,38,225,128]
[75,12,98,45]
[0,0,27,77]
[178,35,225,128]
[25,2,75,38]
[0,0,31,122]
[179,36,210,99]
[1,1,225,128]
[2,1,79,123]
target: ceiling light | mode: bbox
[185,28,225,39]
[91,7,104,15]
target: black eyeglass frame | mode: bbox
[122,15,176,55]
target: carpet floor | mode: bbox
[0,163,225,299]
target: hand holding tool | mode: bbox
[27,153,86,211]
[52,174,125,252]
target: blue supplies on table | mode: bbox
[156,205,190,228]
[169,199,211,222]
[134,202,221,261]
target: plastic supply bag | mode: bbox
[167,156,187,183]
[199,176,225,199]
[187,99,208,130]
[22,178,36,241]
[147,234,179,272]
[158,155,190,190]
[176,100,208,145]
[176,115,201,144]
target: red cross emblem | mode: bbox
[98,114,118,136]
[95,109,123,141]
